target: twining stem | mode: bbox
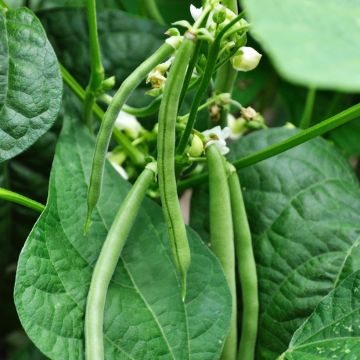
[299,87,316,129]
[60,64,145,166]
[228,165,258,360]
[178,102,360,190]
[84,0,105,130]
[85,42,174,231]
[85,164,156,360]
[176,12,246,155]
[179,40,202,109]
[143,0,166,25]
[214,0,238,128]
[0,187,44,213]
[206,144,237,360]
[157,35,196,300]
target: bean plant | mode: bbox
[1,0,360,359]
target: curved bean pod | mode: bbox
[206,144,237,360]
[157,34,196,299]
[85,163,157,360]
[228,165,258,360]
[85,42,174,232]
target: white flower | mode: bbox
[190,4,203,21]
[115,111,143,139]
[231,47,262,72]
[202,126,231,155]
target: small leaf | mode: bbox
[14,116,232,360]
[243,0,360,91]
[281,271,360,359]
[0,8,62,161]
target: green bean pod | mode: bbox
[85,163,156,360]
[206,144,237,360]
[157,34,196,299]
[228,165,258,360]
[85,42,174,232]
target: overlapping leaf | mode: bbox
[280,271,360,359]
[0,8,62,161]
[14,117,231,360]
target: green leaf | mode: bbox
[40,8,165,106]
[242,0,360,91]
[0,8,62,162]
[331,119,360,156]
[280,271,360,359]
[14,116,232,360]
[191,128,360,359]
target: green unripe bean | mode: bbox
[228,165,258,360]
[85,164,157,360]
[206,144,237,360]
[157,34,196,300]
[85,43,174,232]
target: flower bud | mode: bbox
[188,134,204,157]
[212,8,226,24]
[231,47,262,72]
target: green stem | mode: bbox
[178,96,218,123]
[179,40,202,109]
[228,166,258,360]
[299,87,316,129]
[177,102,360,190]
[85,42,174,231]
[206,145,237,360]
[60,64,145,166]
[0,187,44,213]
[157,35,196,300]
[85,164,156,360]
[214,0,238,128]
[176,12,245,155]
[84,0,105,130]
[142,0,166,25]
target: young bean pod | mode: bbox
[85,42,174,232]
[157,34,196,299]
[85,163,157,360]
[206,144,237,360]
[228,165,258,360]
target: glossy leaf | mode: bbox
[14,116,231,360]
[280,271,360,359]
[331,119,360,156]
[191,128,360,359]
[243,0,360,91]
[0,8,62,161]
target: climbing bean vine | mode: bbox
[2,0,360,360]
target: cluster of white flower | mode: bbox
[189,3,262,72]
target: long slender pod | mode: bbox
[85,163,156,360]
[206,144,237,360]
[157,34,196,299]
[228,165,258,360]
[85,42,174,231]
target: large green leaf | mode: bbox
[242,0,360,91]
[14,116,231,360]
[280,271,360,359]
[0,8,62,162]
[191,128,360,359]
